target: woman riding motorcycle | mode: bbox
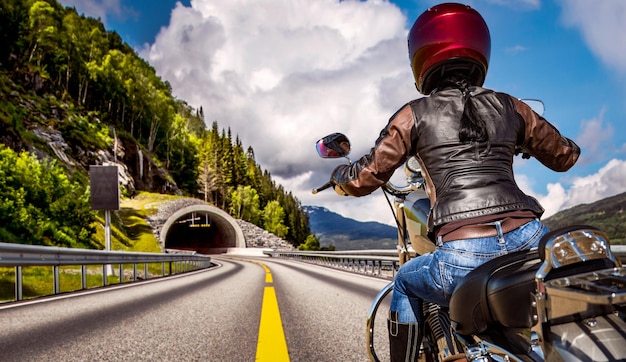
[328,3,580,361]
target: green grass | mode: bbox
[0,192,185,302]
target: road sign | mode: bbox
[90,165,120,210]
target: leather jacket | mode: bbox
[331,86,580,232]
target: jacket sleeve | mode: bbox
[331,104,416,196]
[513,98,580,172]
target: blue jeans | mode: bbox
[390,219,548,323]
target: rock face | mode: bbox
[118,137,179,195]
[6,86,180,197]
[235,219,294,251]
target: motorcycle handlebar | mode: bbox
[312,181,334,194]
[312,179,421,196]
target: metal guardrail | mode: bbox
[265,246,626,279]
[264,249,402,279]
[0,242,213,302]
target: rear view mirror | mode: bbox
[315,133,351,159]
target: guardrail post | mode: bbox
[144,263,148,279]
[15,266,23,301]
[81,265,87,289]
[133,263,137,281]
[103,265,108,286]
[53,265,60,295]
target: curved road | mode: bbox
[0,256,392,361]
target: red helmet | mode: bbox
[408,3,491,95]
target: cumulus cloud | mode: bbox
[139,0,415,221]
[522,159,626,218]
[558,0,626,75]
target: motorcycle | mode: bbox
[313,131,626,361]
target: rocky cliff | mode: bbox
[3,80,179,197]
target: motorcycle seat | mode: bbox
[449,232,617,336]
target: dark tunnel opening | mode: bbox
[164,211,236,254]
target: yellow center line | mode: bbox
[255,261,289,361]
[226,257,289,361]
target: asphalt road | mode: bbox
[0,256,392,362]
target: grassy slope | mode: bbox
[103,191,183,252]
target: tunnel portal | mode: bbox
[161,205,245,254]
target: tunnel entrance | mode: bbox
[165,212,222,253]
[161,205,245,254]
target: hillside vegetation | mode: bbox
[0,0,310,249]
[543,192,626,245]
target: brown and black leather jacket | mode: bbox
[331,86,580,232]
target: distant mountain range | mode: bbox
[303,205,397,250]
[304,191,626,250]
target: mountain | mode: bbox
[304,205,397,250]
[305,190,626,250]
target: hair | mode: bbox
[437,72,488,144]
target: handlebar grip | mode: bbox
[312,181,334,194]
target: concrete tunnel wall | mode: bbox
[160,204,246,253]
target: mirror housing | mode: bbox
[315,133,351,159]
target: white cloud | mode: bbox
[537,182,568,218]
[526,159,626,218]
[561,159,626,208]
[141,0,414,188]
[575,109,615,165]
[558,0,626,75]
[505,45,528,54]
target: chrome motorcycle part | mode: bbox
[542,312,626,361]
[536,227,618,279]
[366,281,394,362]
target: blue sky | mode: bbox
[59,0,626,225]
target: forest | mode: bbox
[0,0,312,248]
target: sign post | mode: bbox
[90,165,120,279]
